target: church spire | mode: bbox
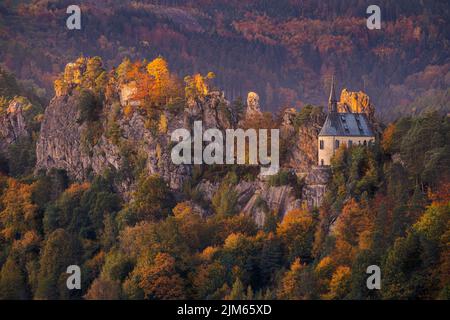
[328,75,337,113]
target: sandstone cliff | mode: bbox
[338,89,375,120]
[35,58,337,224]
[0,97,31,153]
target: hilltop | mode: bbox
[0,0,449,121]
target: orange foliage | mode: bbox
[335,199,373,247]
[277,257,306,299]
[331,239,356,267]
[136,252,185,299]
[325,265,351,299]
[278,208,314,234]
[65,182,90,195]
[173,201,194,219]
[123,104,134,117]
[428,180,450,204]
[382,123,396,153]
[0,178,38,241]
[199,246,218,261]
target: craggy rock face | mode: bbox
[36,61,362,222]
[195,178,301,226]
[246,92,262,117]
[281,108,326,173]
[0,98,31,153]
[339,89,375,120]
[36,70,237,197]
[35,81,330,222]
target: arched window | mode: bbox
[335,140,340,148]
[363,140,367,146]
[321,159,324,166]
[320,140,324,150]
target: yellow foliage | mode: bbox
[147,57,170,82]
[194,74,209,96]
[199,246,218,261]
[224,232,244,250]
[325,266,351,299]
[413,201,450,242]
[277,208,313,234]
[156,143,162,161]
[66,182,90,195]
[123,104,134,117]
[0,178,38,241]
[277,257,306,299]
[158,113,168,133]
[184,72,215,99]
[147,56,170,104]
[135,252,185,299]
[172,201,194,219]
[382,123,396,153]
[315,256,334,277]
[332,239,356,266]
[335,198,372,246]
[358,229,373,250]
[12,230,40,251]
[290,257,304,273]
[54,78,66,97]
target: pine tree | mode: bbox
[0,256,28,299]
[227,278,245,300]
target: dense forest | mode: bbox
[0,54,448,300]
[0,0,449,121]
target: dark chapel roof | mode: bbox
[319,112,374,137]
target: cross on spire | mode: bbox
[328,75,337,113]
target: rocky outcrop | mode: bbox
[301,166,331,209]
[281,108,325,173]
[245,92,262,119]
[241,183,300,226]
[338,89,375,120]
[185,91,233,129]
[35,59,344,224]
[36,57,241,197]
[0,98,32,153]
[196,178,301,226]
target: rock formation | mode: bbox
[338,89,375,120]
[245,92,262,118]
[0,98,31,152]
[36,59,375,225]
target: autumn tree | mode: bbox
[259,233,282,285]
[226,278,246,300]
[84,278,121,300]
[324,266,351,299]
[147,56,182,106]
[277,258,315,299]
[135,252,185,299]
[334,198,373,248]
[121,174,173,224]
[381,123,396,154]
[0,178,38,242]
[35,229,80,299]
[192,260,227,299]
[184,72,215,99]
[277,209,316,263]
[0,255,28,299]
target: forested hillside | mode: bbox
[0,0,449,120]
[0,57,448,300]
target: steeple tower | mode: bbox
[328,75,337,113]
